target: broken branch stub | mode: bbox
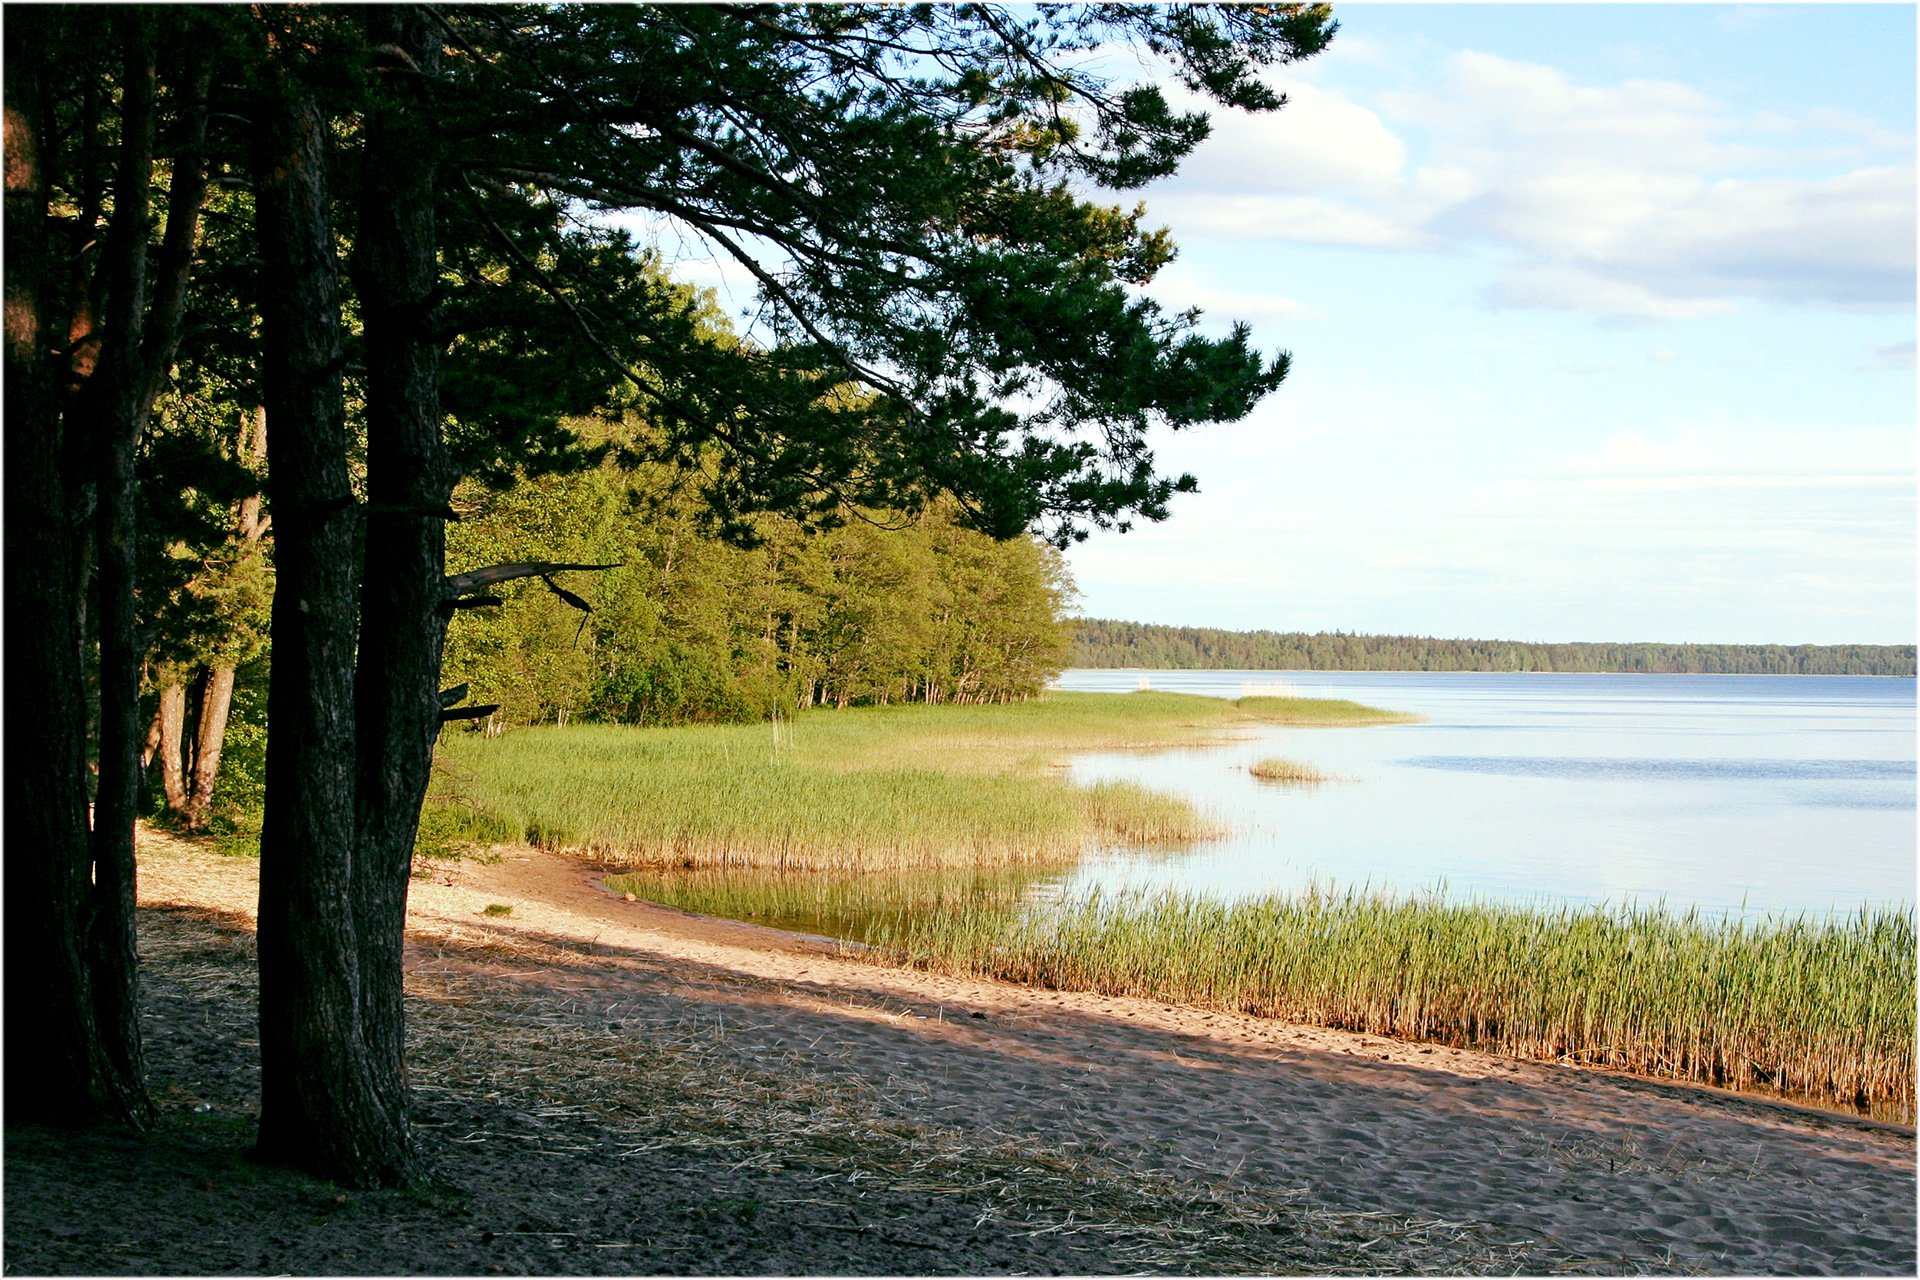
[442,561,620,596]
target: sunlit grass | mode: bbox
[1247,758,1330,784]
[864,887,1917,1121]
[430,691,1386,870]
[1232,696,1420,726]
[603,863,1058,942]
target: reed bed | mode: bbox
[867,887,1918,1120]
[602,863,1056,941]
[1232,695,1420,725]
[1247,757,1330,784]
[431,691,1367,871]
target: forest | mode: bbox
[442,463,1074,727]
[7,2,1329,1188]
[1073,619,1919,677]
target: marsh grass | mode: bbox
[430,691,1366,870]
[1247,757,1330,784]
[603,863,1059,942]
[866,887,1917,1121]
[1232,695,1420,726]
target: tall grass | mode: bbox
[1232,696,1419,726]
[603,863,1056,941]
[1247,758,1330,784]
[866,887,1917,1121]
[431,691,1373,870]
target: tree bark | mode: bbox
[351,4,451,1140]
[3,5,109,1128]
[138,39,211,409]
[184,667,236,831]
[156,678,190,814]
[141,703,164,769]
[81,19,159,1128]
[253,63,405,1186]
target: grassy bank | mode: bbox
[602,863,1058,940]
[863,887,1917,1120]
[432,692,1401,870]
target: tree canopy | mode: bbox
[423,3,1331,539]
[4,2,1335,1186]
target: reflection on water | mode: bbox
[1054,669,1917,917]
[1402,755,1915,781]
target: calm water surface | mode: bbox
[1051,670,1916,917]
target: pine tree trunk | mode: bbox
[184,667,235,830]
[157,679,189,815]
[252,67,406,1187]
[349,2,450,1164]
[141,704,163,769]
[3,7,109,1127]
[82,21,159,1128]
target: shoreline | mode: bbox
[33,827,1906,1276]
[1060,666,1919,679]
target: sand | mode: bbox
[8,831,1914,1275]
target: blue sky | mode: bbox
[1058,3,1917,645]
[638,5,1916,646]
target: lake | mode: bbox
[1051,669,1916,918]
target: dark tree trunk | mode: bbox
[79,20,159,1128]
[350,3,452,1125]
[252,68,407,1186]
[138,39,211,407]
[2,6,109,1128]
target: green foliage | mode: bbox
[139,182,274,677]
[441,453,1077,727]
[423,4,1335,543]
[209,660,270,815]
[1075,619,1919,676]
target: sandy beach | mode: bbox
[6,830,1913,1275]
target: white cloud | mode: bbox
[1174,82,1407,197]
[1146,192,1433,249]
[1484,266,1739,320]
[1805,107,1917,154]
[1153,50,1917,319]
[1139,270,1322,327]
[1538,424,1916,486]
[1866,339,1916,371]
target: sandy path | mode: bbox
[143,842,1916,1275]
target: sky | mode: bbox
[1063,3,1918,645]
[649,4,1917,646]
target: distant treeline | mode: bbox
[1072,619,1917,677]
